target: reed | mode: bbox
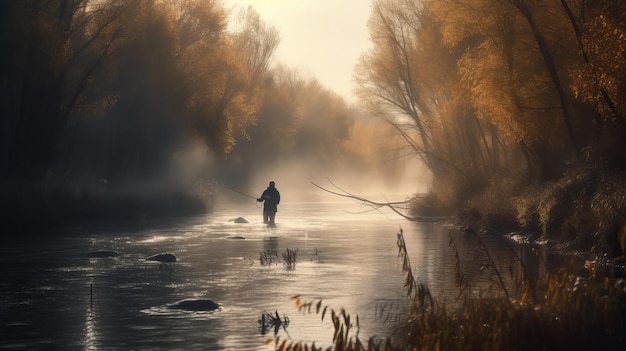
[265,229,626,350]
[282,248,298,269]
[396,229,626,350]
[260,248,299,269]
[260,250,279,266]
[267,296,393,351]
[259,310,290,336]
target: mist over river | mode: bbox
[0,199,557,350]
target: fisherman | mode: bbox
[257,181,280,225]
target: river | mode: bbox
[0,198,561,350]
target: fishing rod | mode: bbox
[221,184,258,200]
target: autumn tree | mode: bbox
[357,0,626,242]
[357,0,626,186]
[429,0,626,174]
[0,0,287,226]
[0,0,127,184]
[220,66,356,188]
[180,3,278,155]
[356,0,435,171]
[564,0,626,153]
[427,0,573,180]
[55,1,280,184]
[356,0,520,207]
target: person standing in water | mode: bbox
[257,181,280,225]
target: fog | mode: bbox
[172,126,430,208]
[1,1,430,230]
[231,152,429,204]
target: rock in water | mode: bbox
[226,235,246,240]
[234,217,249,223]
[145,253,176,263]
[167,299,219,311]
[87,250,119,258]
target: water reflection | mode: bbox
[0,201,568,350]
[84,283,97,351]
[263,236,280,253]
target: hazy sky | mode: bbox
[224,0,373,103]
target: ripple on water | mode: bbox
[2,202,537,350]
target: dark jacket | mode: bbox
[259,187,280,213]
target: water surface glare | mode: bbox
[0,201,537,350]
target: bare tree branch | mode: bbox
[310,179,449,222]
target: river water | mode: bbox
[0,198,561,350]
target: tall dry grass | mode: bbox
[265,229,626,350]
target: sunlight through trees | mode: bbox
[1,0,402,228]
[356,0,626,246]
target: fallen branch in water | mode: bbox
[310,179,449,222]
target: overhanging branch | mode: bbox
[310,179,448,222]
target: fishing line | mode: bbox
[220,183,262,207]
[221,185,257,199]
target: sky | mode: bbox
[224,0,373,103]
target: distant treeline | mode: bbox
[356,0,626,253]
[0,0,406,231]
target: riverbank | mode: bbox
[410,158,626,262]
[1,183,211,239]
[271,230,626,351]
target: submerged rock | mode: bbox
[87,250,119,258]
[145,253,176,263]
[226,235,246,240]
[233,217,249,223]
[167,299,219,311]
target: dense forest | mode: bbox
[356,0,626,256]
[2,0,626,257]
[0,0,406,234]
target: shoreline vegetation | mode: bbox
[3,0,626,349]
[409,156,626,261]
[269,230,626,351]
[1,181,213,237]
[351,0,626,276]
